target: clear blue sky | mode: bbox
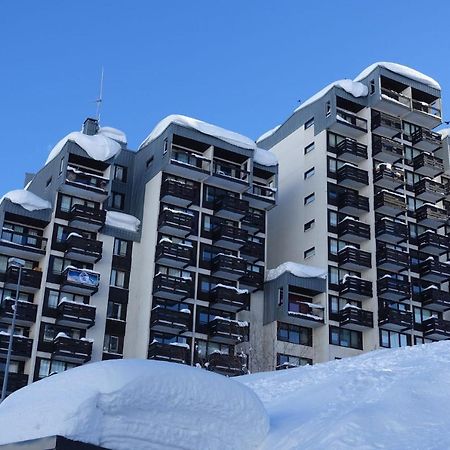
[1,0,450,193]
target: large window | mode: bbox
[277,353,312,368]
[330,326,362,349]
[277,322,312,346]
[37,358,76,379]
[380,329,411,348]
[112,192,125,210]
[107,301,123,320]
[110,269,128,289]
[103,334,120,353]
[113,238,128,257]
[304,193,315,205]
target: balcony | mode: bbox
[375,218,407,244]
[419,287,450,312]
[377,88,411,117]
[422,317,450,341]
[339,306,373,331]
[209,285,250,312]
[378,307,412,332]
[5,266,42,293]
[336,164,369,190]
[160,178,197,208]
[418,231,450,256]
[61,267,100,295]
[338,246,371,271]
[152,273,193,301]
[413,153,444,178]
[243,184,276,210]
[371,110,402,138]
[337,217,370,243]
[208,160,250,193]
[150,306,190,334]
[419,258,450,283]
[377,276,410,301]
[372,135,403,164]
[214,196,249,221]
[0,229,47,261]
[330,108,368,139]
[205,352,247,377]
[414,178,445,203]
[0,334,32,361]
[65,233,103,264]
[339,276,372,301]
[56,300,96,329]
[212,223,248,250]
[408,99,442,130]
[337,191,369,216]
[241,240,265,263]
[373,165,404,191]
[166,146,211,182]
[0,372,28,395]
[374,190,406,216]
[0,298,37,326]
[158,208,195,238]
[208,317,248,345]
[52,334,92,363]
[155,240,193,268]
[69,204,106,232]
[148,341,189,364]
[415,204,447,229]
[335,138,368,163]
[376,244,409,272]
[64,166,109,202]
[241,210,265,234]
[239,268,264,293]
[287,302,324,328]
[211,254,246,280]
[412,128,442,152]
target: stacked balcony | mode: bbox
[415,204,447,228]
[150,307,190,335]
[337,191,369,216]
[52,334,92,363]
[241,240,265,263]
[336,138,368,163]
[372,135,403,164]
[337,165,369,190]
[419,287,450,312]
[56,300,96,329]
[414,178,445,203]
[0,333,32,361]
[374,190,406,216]
[378,88,411,117]
[239,268,264,292]
[375,218,407,244]
[339,276,373,301]
[337,217,370,243]
[287,302,324,327]
[148,341,189,364]
[209,285,250,312]
[65,233,103,263]
[339,306,373,331]
[413,153,444,178]
[212,224,247,250]
[208,317,248,344]
[205,352,246,377]
[208,160,250,193]
[331,109,368,139]
[155,240,193,268]
[0,229,47,261]
[376,244,409,272]
[160,178,196,208]
[69,204,106,232]
[211,254,246,280]
[214,196,248,221]
[60,267,100,295]
[64,167,109,202]
[419,258,450,283]
[4,266,42,293]
[152,273,193,301]
[0,298,37,326]
[166,145,211,182]
[373,165,404,190]
[378,307,412,331]
[411,128,442,151]
[158,208,195,238]
[371,110,402,138]
[241,210,265,234]
[418,231,450,256]
[422,317,450,341]
[338,246,371,271]
[377,276,410,301]
[244,184,276,210]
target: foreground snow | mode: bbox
[240,341,450,450]
[0,360,268,450]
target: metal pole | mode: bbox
[1,264,23,402]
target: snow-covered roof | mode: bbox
[266,261,327,282]
[0,189,52,211]
[254,147,278,167]
[354,62,441,90]
[105,211,141,232]
[256,125,281,144]
[98,126,127,144]
[0,359,269,450]
[46,130,122,165]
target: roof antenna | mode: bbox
[95,66,104,123]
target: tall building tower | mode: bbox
[258,62,450,364]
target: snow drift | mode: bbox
[105,211,141,232]
[266,261,327,281]
[241,341,450,450]
[0,189,52,211]
[0,359,269,450]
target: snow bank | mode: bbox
[99,127,127,144]
[256,125,281,143]
[105,211,141,232]
[46,131,122,165]
[354,61,441,90]
[253,147,278,167]
[0,189,51,211]
[0,359,269,450]
[241,341,450,449]
[266,261,327,281]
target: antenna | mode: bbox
[95,66,104,122]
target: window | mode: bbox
[304,167,315,179]
[380,329,411,348]
[328,295,360,320]
[163,138,168,154]
[277,353,312,369]
[277,322,312,346]
[37,358,76,379]
[113,238,128,257]
[304,193,315,205]
[114,165,127,182]
[330,326,362,349]
[107,301,123,320]
[278,287,284,306]
[110,269,127,288]
[305,118,314,129]
[146,157,154,169]
[304,142,315,154]
[304,219,315,232]
[370,79,375,95]
[59,157,64,176]
[325,101,331,117]
[104,334,120,353]
[304,247,315,259]
[328,210,338,228]
[112,192,125,210]
[46,177,52,188]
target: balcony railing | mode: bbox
[171,146,211,172]
[374,190,406,216]
[152,273,193,300]
[5,266,42,291]
[419,259,450,283]
[418,231,450,255]
[411,100,441,118]
[210,285,250,312]
[377,276,410,301]
[150,307,190,334]
[66,167,109,192]
[337,165,369,189]
[339,276,372,300]
[373,165,404,190]
[378,307,412,331]
[148,341,189,364]
[337,217,370,243]
[338,246,371,271]
[212,161,249,183]
[242,210,265,234]
[158,208,195,237]
[337,191,369,215]
[0,372,28,394]
[0,298,37,326]
[0,334,32,360]
[56,300,96,329]
[287,302,324,327]
[205,352,247,377]
[415,204,447,228]
[211,253,246,280]
[375,218,407,244]
[380,88,411,108]
[336,108,368,132]
[241,240,265,263]
[61,267,100,295]
[335,138,368,162]
[69,204,106,231]
[208,317,249,344]
[212,223,247,250]
[155,240,193,268]
[414,178,445,203]
[52,335,92,363]
[339,306,373,330]
[412,128,442,152]
[214,196,249,221]
[376,244,409,272]
[372,135,403,163]
[240,269,264,291]
[160,178,197,207]
[65,234,103,263]
[419,287,450,312]
[371,110,402,138]
[422,317,450,340]
[413,153,444,177]
[0,229,47,258]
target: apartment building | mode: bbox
[0,115,277,395]
[258,62,450,365]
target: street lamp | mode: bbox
[1,257,25,402]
